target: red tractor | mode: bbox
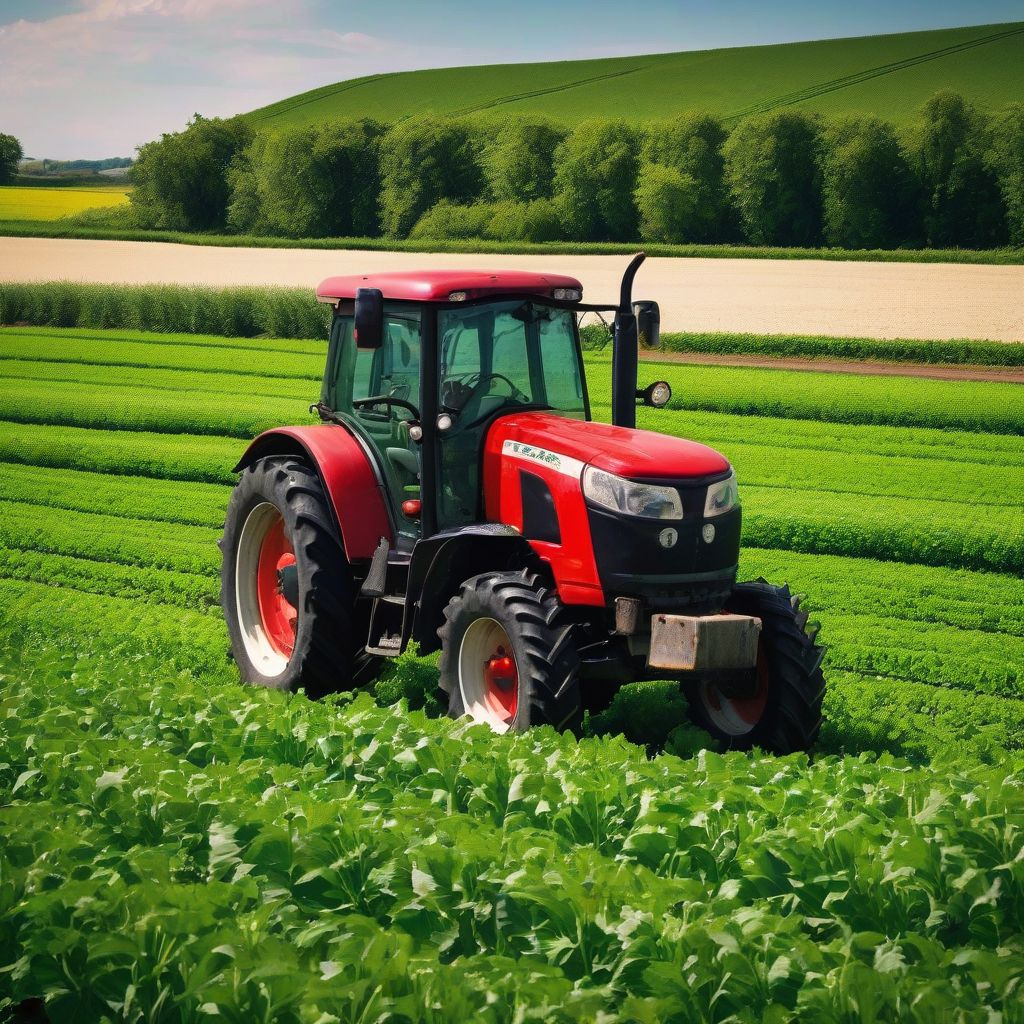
[221,255,825,752]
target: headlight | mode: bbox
[583,466,683,520]
[704,471,739,518]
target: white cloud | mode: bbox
[0,0,426,158]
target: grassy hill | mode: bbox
[248,21,1024,130]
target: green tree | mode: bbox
[820,116,921,248]
[481,116,566,202]
[0,133,23,185]
[641,113,729,241]
[634,163,700,243]
[911,91,1005,248]
[225,133,268,234]
[553,120,640,241]
[131,115,251,231]
[379,118,483,237]
[987,103,1024,246]
[723,110,823,246]
[228,121,384,239]
[409,201,493,240]
[486,198,564,242]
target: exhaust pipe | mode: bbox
[611,252,645,429]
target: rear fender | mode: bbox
[404,526,543,655]
[234,425,392,562]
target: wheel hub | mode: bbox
[458,618,520,732]
[235,503,298,677]
[699,648,769,736]
[483,646,517,717]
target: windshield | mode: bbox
[439,300,587,422]
[436,300,587,528]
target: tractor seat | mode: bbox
[386,446,420,479]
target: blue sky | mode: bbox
[2,0,1021,159]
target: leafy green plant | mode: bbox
[373,642,444,716]
[1,643,1022,1022]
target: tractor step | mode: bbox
[366,589,406,658]
[365,635,402,657]
[360,537,390,598]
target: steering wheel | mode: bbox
[443,374,531,435]
[445,373,527,412]
[353,395,421,419]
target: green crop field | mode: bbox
[1,323,1023,1019]
[0,184,131,222]
[249,21,1024,131]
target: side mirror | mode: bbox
[354,287,384,349]
[633,300,661,349]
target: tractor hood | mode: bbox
[491,411,730,480]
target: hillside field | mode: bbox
[0,185,130,222]
[0,323,1023,1018]
[249,21,1024,130]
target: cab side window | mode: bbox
[327,309,423,537]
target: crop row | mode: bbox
[645,407,1024,468]
[0,420,243,483]
[3,529,1022,747]
[0,376,306,437]
[8,324,1021,375]
[1,432,1019,578]
[3,414,1020,508]
[820,613,1023,699]
[730,441,1021,508]
[0,280,332,339]
[740,547,1024,638]
[588,358,1024,434]
[822,670,1024,761]
[0,332,324,380]
[0,358,316,402]
[0,579,228,680]
[15,488,1015,646]
[654,329,1024,367]
[9,356,1021,508]
[1,324,327,355]
[1,643,1021,1021]
[0,500,222,576]
[7,327,1024,437]
[743,484,1023,574]
[0,462,229,527]
[6,327,1024,451]
[9,481,1018,666]
[5,483,1020,701]
[0,546,218,612]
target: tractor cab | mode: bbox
[221,256,826,755]
[315,271,592,542]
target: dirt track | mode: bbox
[1,236,1022,341]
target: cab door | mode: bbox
[324,307,423,541]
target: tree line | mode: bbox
[126,92,1024,249]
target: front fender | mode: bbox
[404,526,542,655]
[234,425,392,562]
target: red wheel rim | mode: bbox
[701,647,769,735]
[483,646,518,720]
[458,618,521,732]
[256,514,297,657]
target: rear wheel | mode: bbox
[438,569,583,734]
[689,580,825,754]
[220,456,362,698]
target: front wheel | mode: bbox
[220,456,361,698]
[688,580,826,754]
[438,569,583,734]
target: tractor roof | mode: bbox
[316,270,584,304]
